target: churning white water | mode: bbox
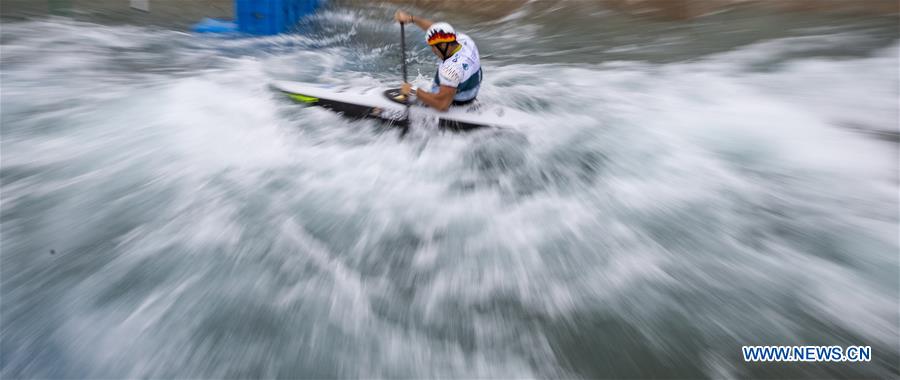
[2,3,898,378]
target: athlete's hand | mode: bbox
[394,10,413,24]
[400,82,413,96]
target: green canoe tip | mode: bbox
[286,93,319,103]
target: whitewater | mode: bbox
[2,2,898,378]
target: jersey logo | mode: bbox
[462,63,469,71]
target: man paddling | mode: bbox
[395,10,482,111]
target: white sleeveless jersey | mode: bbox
[432,33,482,101]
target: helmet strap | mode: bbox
[436,42,457,60]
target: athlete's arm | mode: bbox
[415,85,456,112]
[394,10,433,31]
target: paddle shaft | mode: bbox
[399,21,411,134]
[400,22,408,82]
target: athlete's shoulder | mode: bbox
[457,32,475,45]
[455,33,479,60]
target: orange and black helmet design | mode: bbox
[426,22,457,45]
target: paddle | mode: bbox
[399,20,412,134]
[400,21,408,85]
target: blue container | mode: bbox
[236,0,320,35]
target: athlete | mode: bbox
[394,10,482,111]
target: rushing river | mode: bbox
[2,2,898,378]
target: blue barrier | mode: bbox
[236,0,320,35]
[193,0,321,35]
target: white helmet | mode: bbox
[425,22,457,46]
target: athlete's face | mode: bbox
[430,44,442,59]
[430,43,452,60]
